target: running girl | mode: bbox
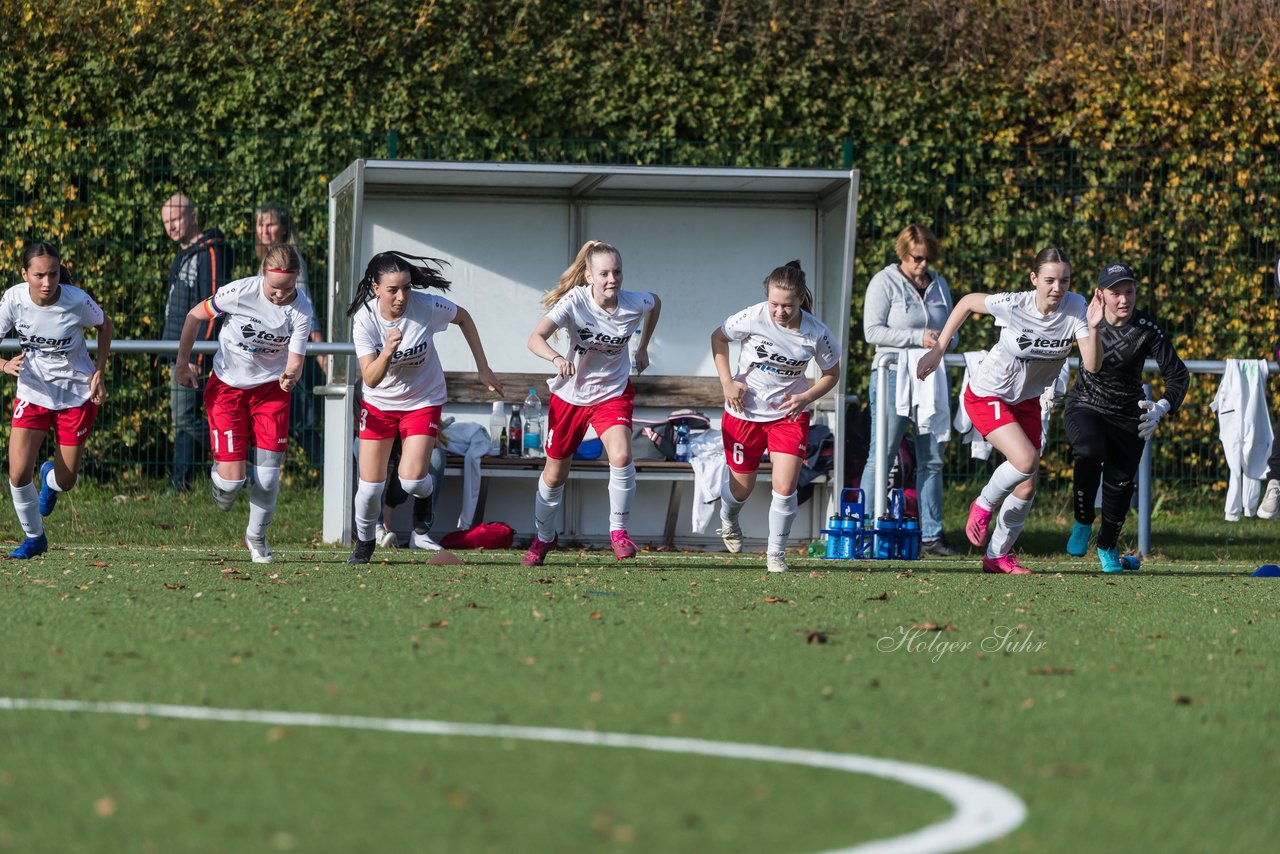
[917,247,1104,575]
[345,252,503,565]
[174,244,311,564]
[1063,262,1188,572]
[521,240,661,567]
[712,261,841,573]
[0,242,112,559]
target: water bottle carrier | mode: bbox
[820,487,921,561]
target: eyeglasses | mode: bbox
[908,254,928,265]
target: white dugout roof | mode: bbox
[324,160,860,543]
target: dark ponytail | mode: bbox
[346,251,451,317]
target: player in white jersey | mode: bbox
[344,251,504,565]
[711,261,841,573]
[521,240,662,567]
[174,244,311,564]
[917,247,1104,575]
[0,243,113,559]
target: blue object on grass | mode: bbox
[1252,564,1280,577]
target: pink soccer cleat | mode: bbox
[982,553,1033,575]
[521,535,558,567]
[610,530,638,560]
[965,499,994,547]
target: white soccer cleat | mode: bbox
[765,551,790,573]
[1259,479,1280,520]
[375,524,399,548]
[717,521,744,554]
[411,530,443,551]
[244,535,274,564]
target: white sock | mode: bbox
[398,475,433,500]
[10,480,42,538]
[247,463,281,541]
[44,467,72,493]
[767,490,797,555]
[607,463,635,532]
[354,479,385,542]
[534,477,564,543]
[988,494,1034,558]
[720,478,745,526]
[979,461,1035,510]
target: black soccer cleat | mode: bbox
[347,538,376,565]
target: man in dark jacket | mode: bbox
[161,193,230,493]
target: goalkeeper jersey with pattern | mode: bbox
[203,276,312,389]
[1065,309,1188,421]
[351,290,457,410]
[0,283,104,410]
[720,302,841,422]
[968,290,1090,405]
[545,286,655,406]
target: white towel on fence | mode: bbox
[689,429,726,533]
[895,348,952,441]
[439,420,491,530]
[1211,358,1273,520]
[953,350,992,460]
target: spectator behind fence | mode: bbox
[862,224,957,556]
[254,201,324,471]
[1257,256,1280,520]
[161,193,230,494]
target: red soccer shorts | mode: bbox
[358,400,442,441]
[11,398,98,446]
[721,410,811,473]
[964,386,1042,447]
[544,383,636,461]
[205,372,291,462]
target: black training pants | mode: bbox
[1064,406,1144,550]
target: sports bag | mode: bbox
[439,521,515,550]
[632,409,711,461]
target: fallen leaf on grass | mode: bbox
[425,620,448,629]
[533,578,554,585]
[804,630,828,644]
[1018,697,1035,710]
[164,583,186,590]
[94,796,116,818]
[910,622,956,632]
[266,726,290,742]
[808,571,825,578]
[90,562,108,568]
[1172,693,1203,706]
[590,612,602,620]
[427,552,464,566]
[867,592,889,601]
[762,596,789,604]
[1028,665,1074,676]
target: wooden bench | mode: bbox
[441,371,769,547]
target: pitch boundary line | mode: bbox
[0,696,1025,854]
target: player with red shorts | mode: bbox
[175,244,312,564]
[711,261,841,573]
[0,242,113,559]
[521,240,662,567]
[916,247,1105,575]
[345,251,504,565]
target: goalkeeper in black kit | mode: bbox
[1062,263,1189,573]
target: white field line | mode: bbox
[0,696,1025,854]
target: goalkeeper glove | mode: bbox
[1137,398,1170,440]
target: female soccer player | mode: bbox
[917,247,1104,575]
[712,261,841,573]
[521,240,661,567]
[345,251,503,565]
[174,244,311,564]
[0,242,112,559]
[1063,262,1188,572]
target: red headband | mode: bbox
[265,268,298,274]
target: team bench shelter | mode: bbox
[322,161,860,549]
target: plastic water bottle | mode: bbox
[488,401,505,457]
[522,389,543,458]
[674,423,690,461]
[508,405,523,457]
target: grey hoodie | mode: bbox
[862,263,955,354]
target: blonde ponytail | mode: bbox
[542,240,620,311]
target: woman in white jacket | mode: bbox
[862,224,957,555]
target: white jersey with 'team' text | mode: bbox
[968,290,1090,405]
[545,286,655,406]
[206,276,313,389]
[352,291,457,410]
[0,283,104,410]
[721,303,840,422]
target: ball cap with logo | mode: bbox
[1096,262,1137,289]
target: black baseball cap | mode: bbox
[1097,262,1137,289]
